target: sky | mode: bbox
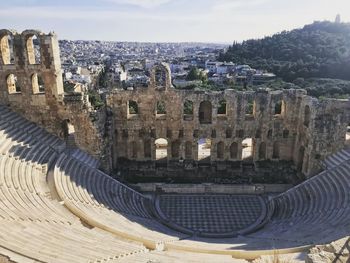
[0,0,349,43]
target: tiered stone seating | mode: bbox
[54,153,188,250]
[0,154,149,263]
[0,106,64,167]
[323,148,350,169]
[253,159,350,244]
[71,148,100,168]
[111,250,245,263]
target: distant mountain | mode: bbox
[218,21,350,81]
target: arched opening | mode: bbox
[304,105,311,127]
[230,142,238,159]
[128,100,139,115]
[217,141,225,159]
[217,100,227,115]
[245,98,256,117]
[155,68,166,89]
[131,141,138,159]
[144,139,152,158]
[258,142,266,160]
[62,119,76,148]
[156,101,166,115]
[0,34,14,65]
[6,74,20,94]
[242,138,253,160]
[272,142,280,159]
[346,124,350,146]
[183,100,193,120]
[199,101,212,124]
[226,128,233,138]
[198,138,211,161]
[155,138,168,160]
[31,73,45,94]
[26,34,41,64]
[171,140,180,158]
[297,146,305,172]
[267,129,273,138]
[185,141,192,159]
[274,100,286,116]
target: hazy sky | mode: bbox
[0,0,349,43]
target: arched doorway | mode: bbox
[242,138,253,160]
[198,138,211,161]
[199,101,212,124]
[155,138,168,160]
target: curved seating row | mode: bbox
[71,148,100,168]
[0,154,149,263]
[0,105,100,169]
[253,159,350,244]
[54,153,187,249]
[323,148,350,169]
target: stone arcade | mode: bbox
[0,30,349,182]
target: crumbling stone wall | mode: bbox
[107,63,349,179]
[0,29,105,164]
[0,29,348,178]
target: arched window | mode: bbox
[274,100,286,116]
[198,138,211,161]
[0,34,14,65]
[217,100,227,115]
[298,146,305,172]
[185,141,192,159]
[31,73,45,94]
[62,119,75,138]
[171,140,180,158]
[217,141,224,159]
[199,101,212,124]
[155,68,166,89]
[155,138,168,160]
[242,138,253,160]
[131,141,138,159]
[183,100,193,118]
[7,74,20,94]
[258,142,266,160]
[245,98,256,116]
[304,105,311,127]
[283,130,289,138]
[230,142,238,159]
[144,139,152,158]
[273,142,280,159]
[26,34,41,64]
[128,100,139,115]
[156,101,166,115]
[226,128,233,138]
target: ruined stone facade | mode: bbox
[107,63,349,180]
[0,29,105,163]
[0,29,349,180]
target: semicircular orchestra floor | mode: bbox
[155,194,267,238]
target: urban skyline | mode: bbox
[0,0,349,43]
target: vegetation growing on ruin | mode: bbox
[186,67,207,82]
[87,90,104,109]
[219,21,350,82]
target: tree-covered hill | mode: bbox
[218,21,350,82]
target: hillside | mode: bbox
[218,21,350,82]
